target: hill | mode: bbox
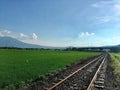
[0,37,53,49]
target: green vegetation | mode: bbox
[0,49,100,88]
[110,53,120,85]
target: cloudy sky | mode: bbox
[0,0,120,47]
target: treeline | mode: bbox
[65,46,120,53]
[0,46,120,52]
[0,47,62,51]
[0,47,47,50]
[110,46,120,52]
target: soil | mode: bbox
[19,54,102,90]
[104,54,120,90]
[17,53,119,90]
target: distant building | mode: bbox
[102,49,110,52]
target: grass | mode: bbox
[110,53,120,85]
[0,49,100,88]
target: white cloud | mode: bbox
[0,30,11,37]
[114,3,120,16]
[3,30,11,34]
[80,32,85,37]
[0,30,45,46]
[32,33,38,40]
[79,32,95,38]
[91,0,120,23]
[91,33,95,35]
[19,33,28,39]
[95,16,112,23]
[0,29,39,41]
[91,1,114,8]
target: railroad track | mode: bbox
[44,53,108,90]
[87,54,107,90]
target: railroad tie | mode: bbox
[94,85,104,89]
[95,81,104,84]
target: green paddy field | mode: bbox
[0,49,100,88]
[111,53,120,85]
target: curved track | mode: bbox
[20,53,110,90]
[44,53,107,90]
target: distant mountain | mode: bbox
[102,44,120,49]
[117,44,120,46]
[0,37,62,49]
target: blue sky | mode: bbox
[0,0,120,47]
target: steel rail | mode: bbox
[45,54,104,90]
[87,54,107,90]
